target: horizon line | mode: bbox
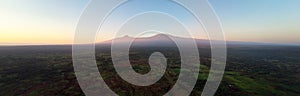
[1,34,299,47]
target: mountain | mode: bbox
[97,34,285,47]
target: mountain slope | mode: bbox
[97,34,286,47]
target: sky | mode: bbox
[0,0,299,45]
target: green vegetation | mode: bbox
[0,45,299,95]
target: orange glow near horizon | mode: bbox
[0,0,300,45]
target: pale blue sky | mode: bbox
[0,0,299,45]
[210,0,300,44]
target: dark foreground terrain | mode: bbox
[0,44,300,96]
